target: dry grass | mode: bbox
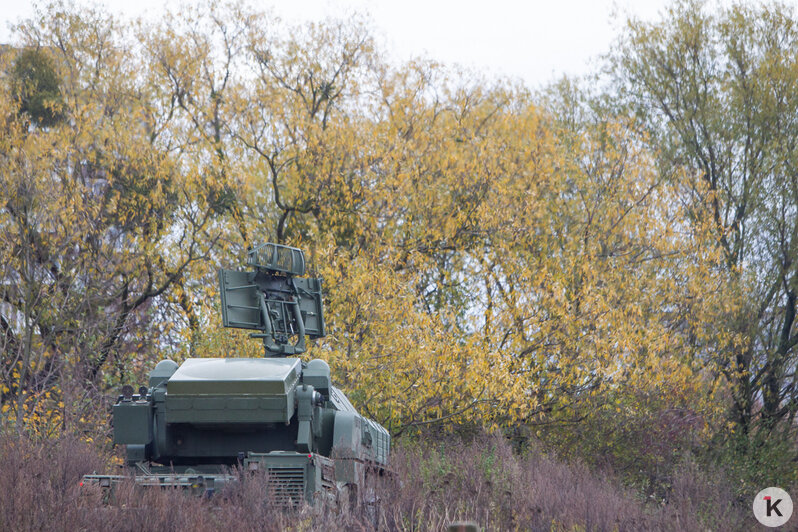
[0,431,752,531]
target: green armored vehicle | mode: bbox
[85,243,390,504]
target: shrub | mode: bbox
[0,430,754,531]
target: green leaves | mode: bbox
[11,48,65,127]
[613,0,798,435]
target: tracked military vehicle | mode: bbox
[84,243,390,504]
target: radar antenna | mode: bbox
[218,243,325,356]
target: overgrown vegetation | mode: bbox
[1,0,797,528]
[0,431,753,531]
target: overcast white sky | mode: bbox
[0,0,769,87]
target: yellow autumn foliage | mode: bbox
[0,1,737,443]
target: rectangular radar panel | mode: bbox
[293,277,325,338]
[218,268,326,338]
[218,269,260,330]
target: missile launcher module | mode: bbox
[84,243,390,504]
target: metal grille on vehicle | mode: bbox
[268,467,305,505]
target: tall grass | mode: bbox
[0,431,753,531]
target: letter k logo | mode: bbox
[754,488,792,527]
[765,496,783,517]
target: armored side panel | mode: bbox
[165,358,300,424]
[113,400,152,445]
[218,269,260,330]
[362,418,390,464]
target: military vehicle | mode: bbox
[84,243,390,505]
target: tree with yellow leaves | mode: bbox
[0,2,743,457]
[0,6,228,434]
